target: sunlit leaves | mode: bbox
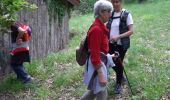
[0,0,37,27]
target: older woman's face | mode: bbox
[111,0,121,11]
[100,10,112,23]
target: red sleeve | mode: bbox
[88,26,102,68]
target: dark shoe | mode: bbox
[16,76,22,80]
[23,76,34,83]
[122,76,127,83]
[114,84,122,94]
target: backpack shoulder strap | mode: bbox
[87,24,98,35]
[111,11,115,19]
[120,9,129,22]
[107,11,115,30]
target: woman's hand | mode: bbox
[111,35,120,42]
[16,39,22,45]
[97,68,107,86]
[111,51,119,61]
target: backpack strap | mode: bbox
[107,11,114,30]
[112,16,121,19]
[119,9,130,50]
[119,9,129,34]
[120,9,129,23]
[107,9,129,35]
[87,24,97,33]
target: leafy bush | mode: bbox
[124,0,145,3]
[74,0,166,15]
[74,0,96,15]
[0,0,37,28]
[124,0,163,3]
[74,0,150,15]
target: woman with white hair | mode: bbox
[81,0,113,100]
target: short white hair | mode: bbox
[94,0,113,18]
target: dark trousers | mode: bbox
[109,43,127,85]
[11,63,29,81]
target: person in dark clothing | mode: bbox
[10,21,33,83]
[107,0,134,94]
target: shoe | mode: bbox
[122,76,127,83]
[23,75,34,83]
[16,76,22,80]
[114,84,122,94]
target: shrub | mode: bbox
[74,0,96,15]
[124,0,147,3]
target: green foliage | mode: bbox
[0,0,37,28]
[75,0,96,14]
[124,0,145,3]
[70,0,170,98]
[123,0,170,99]
[34,86,50,99]
[1,0,170,99]
[0,76,24,92]
[43,0,73,23]
[69,13,93,34]
[124,0,164,3]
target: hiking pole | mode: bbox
[114,51,133,95]
[117,57,133,96]
[123,68,133,96]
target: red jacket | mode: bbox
[88,18,109,69]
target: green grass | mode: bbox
[0,0,170,99]
[69,13,94,34]
[125,0,170,99]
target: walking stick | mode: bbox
[115,54,133,96]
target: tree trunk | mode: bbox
[0,32,11,76]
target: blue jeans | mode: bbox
[11,64,29,81]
